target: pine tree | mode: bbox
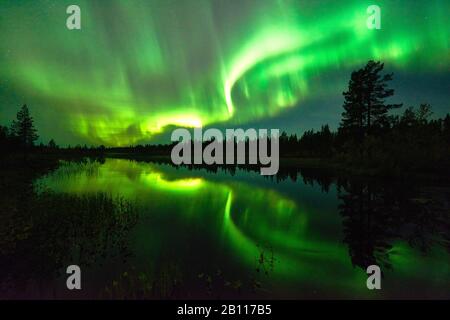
[10,104,39,147]
[364,61,402,130]
[341,69,366,138]
[48,139,57,149]
[340,61,402,137]
[415,103,433,125]
[0,125,8,140]
[0,125,9,149]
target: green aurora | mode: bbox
[0,0,449,146]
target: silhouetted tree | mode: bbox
[363,61,402,130]
[0,125,8,143]
[341,61,402,138]
[10,104,38,148]
[48,139,57,149]
[415,103,433,125]
[341,68,365,139]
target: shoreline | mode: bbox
[1,151,450,183]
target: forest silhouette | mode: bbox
[1,60,449,176]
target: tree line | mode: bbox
[1,60,449,172]
[279,60,450,173]
[0,104,39,151]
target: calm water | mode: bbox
[16,158,450,298]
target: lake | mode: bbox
[2,158,449,299]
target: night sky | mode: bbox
[0,0,449,146]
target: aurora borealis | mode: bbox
[0,0,449,146]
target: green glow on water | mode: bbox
[35,159,450,297]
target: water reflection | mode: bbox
[338,179,450,271]
[1,158,449,298]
